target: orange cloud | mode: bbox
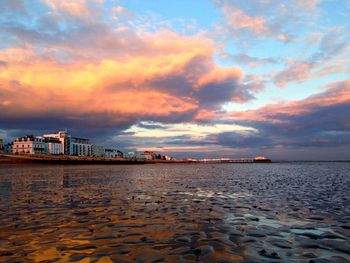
[0,30,247,122]
[196,67,243,89]
[0,59,198,118]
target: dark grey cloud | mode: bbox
[214,82,350,159]
[0,112,136,145]
[146,74,193,97]
[195,78,255,107]
[216,132,273,149]
[137,122,166,130]
[145,53,256,108]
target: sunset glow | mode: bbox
[1,0,349,160]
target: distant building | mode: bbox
[45,137,62,155]
[126,152,136,158]
[70,137,92,156]
[92,145,105,157]
[138,152,146,160]
[105,148,118,158]
[0,139,4,152]
[13,135,45,155]
[163,155,172,161]
[144,151,156,160]
[44,131,92,156]
[43,131,68,154]
[10,130,125,158]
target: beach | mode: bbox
[0,163,349,262]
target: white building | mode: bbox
[126,151,137,159]
[105,148,117,158]
[69,137,92,156]
[44,130,92,156]
[13,136,45,155]
[45,138,62,155]
[164,155,172,161]
[100,148,123,158]
[43,131,68,154]
[144,151,156,160]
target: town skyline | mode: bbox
[1,0,350,160]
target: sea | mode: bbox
[0,162,349,262]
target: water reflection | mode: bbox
[0,181,12,197]
[0,163,349,262]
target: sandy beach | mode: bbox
[0,163,349,262]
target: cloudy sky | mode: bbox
[1,0,349,160]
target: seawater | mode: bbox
[0,163,349,262]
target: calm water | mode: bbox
[0,163,349,263]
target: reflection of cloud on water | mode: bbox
[178,188,252,199]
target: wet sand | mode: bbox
[0,163,349,262]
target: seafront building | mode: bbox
[5,130,171,160]
[127,152,136,158]
[91,146,124,158]
[45,137,62,155]
[8,130,124,158]
[126,151,172,160]
[144,151,156,160]
[43,131,67,154]
[70,137,92,156]
[105,148,123,158]
[92,145,105,157]
[13,136,45,155]
[43,131,92,156]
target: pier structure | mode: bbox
[197,157,271,163]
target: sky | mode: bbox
[0,0,350,160]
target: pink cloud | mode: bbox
[222,4,271,36]
[43,0,101,18]
[231,79,350,122]
[296,0,323,10]
[273,62,314,88]
[112,6,134,17]
[194,109,218,121]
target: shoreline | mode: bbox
[0,154,272,165]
